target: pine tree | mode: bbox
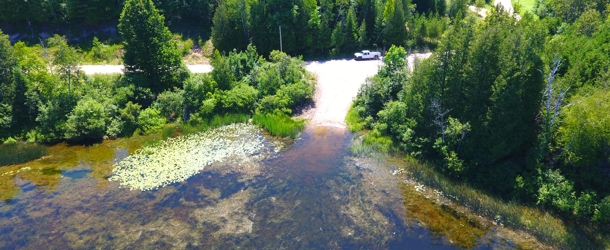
[119,0,188,95]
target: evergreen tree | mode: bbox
[0,30,16,139]
[119,0,188,95]
[344,6,359,51]
[0,30,16,103]
[384,0,409,47]
[211,0,250,53]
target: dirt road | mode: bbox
[304,53,431,128]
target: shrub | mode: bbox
[64,97,107,142]
[138,107,166,135]
[220,83,258,114]
[119,101,141,136]
[537,169,576,214]
[593,196,610,223]
[155,89,184,122]
[183,74,216,113]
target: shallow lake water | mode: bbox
[0,125,517,249]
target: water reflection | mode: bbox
[0,125,500,249]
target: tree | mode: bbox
[383,0,410,47]
[47,35,80,94]
[211,0,251,53]
[0,30,16,139]
[118,0,189,95]
[0,29,16,105]
[344,6,359,51]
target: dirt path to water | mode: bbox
[302,54,432,128]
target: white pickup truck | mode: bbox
[354,50,381,60]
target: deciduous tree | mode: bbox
[119,0,189,95]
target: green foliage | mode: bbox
[211,0,251,53]
[36,93,78,143]
[84,37,122,64]
[0,30,16,138]
[220,83,258,114]
[559,89,610,169]
[346,105,367,132]
[354,45,409,120]
[211,50,235,91]
[574,9,603,36]
[47,35,81,92]
[64,97,107,142]
[252,113,305,139]
[154,89,184,122]
[593,196,610,223]
[181,113,250,134]
[183,73,217,114]
[119,101,142,136]
[537,169,576,213]
[0,142,48,166]
[138,107,166,134]
[119,0,189,94]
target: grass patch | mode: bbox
[252,113,305,139]
[346,106,366,132]
[512,0,537,14]
[0,142,49,167]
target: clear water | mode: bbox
[0,126,509,249]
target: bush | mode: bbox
[138,107,166,135]
[183,74,216,113]
[593,196,610,223]
[119,101,141,136]
[64,97,107,142]
[155,89,184,122]
[252,113,305,139]
[220,83,258,114]
[537,169,576,214]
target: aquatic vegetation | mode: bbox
[401,183,487,248]
[252,113,305,139]
[109,123,266,191]
[0,142,49,166]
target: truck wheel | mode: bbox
[374,55,379,60]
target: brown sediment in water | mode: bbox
[401,182,488,248]
[279,126,347,174]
